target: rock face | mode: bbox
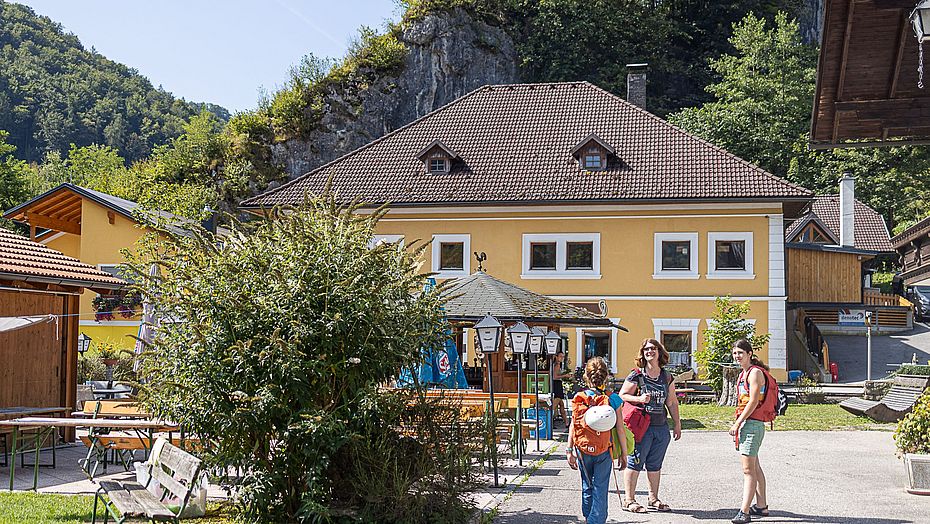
[798,0,824,46]
[271,8,518,180]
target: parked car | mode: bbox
[906,286,930,321]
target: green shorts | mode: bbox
[737,420,765,457]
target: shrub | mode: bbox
[796,376,825,404]
[127,196,482,522]
[895,364,930,376]
[895,390,930,455]
[695,296,770,394]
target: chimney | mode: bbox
[626,63,648,109]
[839,172,855,247]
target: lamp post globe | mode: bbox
[475,314,503,353]
[912,0,930,41]
[508,321,531,354]
[77,332,91,355]
[545,330,560,355]
[529,327,544,355]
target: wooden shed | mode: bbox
[0,229,123,424]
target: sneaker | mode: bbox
[731,510,751,524]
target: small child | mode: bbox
[567,357,628,524]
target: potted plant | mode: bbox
[97,342,120,367]
[894,390,930,495]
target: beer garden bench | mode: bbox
[93,437,203,524]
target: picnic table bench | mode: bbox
[94,437,203,524]
[839,375,930,422]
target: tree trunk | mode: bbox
[718,365,740,406]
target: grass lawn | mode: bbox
[0,492,236,524]
[678,403,895,431]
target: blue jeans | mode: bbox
[579,450,612,524]
[627,424,671,471]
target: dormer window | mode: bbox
[583,146,604,170]
[416,140,459,174]
[428,155,449,174]
[570,133,615,171]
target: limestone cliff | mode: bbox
[270,8,518,180]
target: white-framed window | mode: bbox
[707,232,754,279]
[575,317,620,372]
[652,318,700,371]
[653,233,699,279]
[431,234,470,278]
[428,157,449,173]
[369,234,404,248]
[98,264,134,283]
[521,233,600,279]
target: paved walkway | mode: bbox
[491,430,930,523]
[826,322,930,383]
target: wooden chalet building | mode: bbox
[892,216,930,287]
[783,175,907,378]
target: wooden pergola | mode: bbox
[812,0,930,148]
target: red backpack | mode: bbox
[571,390,614,455]
[739,365,780,423]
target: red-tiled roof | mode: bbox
[0,229,125,288]
[785,196,893,252]
[242,82,811,208]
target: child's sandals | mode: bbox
[622,499,647,513]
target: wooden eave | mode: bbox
[811,0,930,148]
[415,140,459,161]
[569,133,616,157]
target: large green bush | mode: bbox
[895,390,930,455]
[127,197,483,522]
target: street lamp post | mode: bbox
[529,327,545,452]
[475,313,503,488]
[865,311,873,381]
[544,330,560,442]
[507,321,531,466]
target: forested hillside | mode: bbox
[0,2,227,164]
[3,0,929,237]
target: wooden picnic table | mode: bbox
[0,406,70,419]
[1,417,180,491]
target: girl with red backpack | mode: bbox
[567,357,628,524]
[729,339,772,523]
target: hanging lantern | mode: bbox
[911,0,930,88]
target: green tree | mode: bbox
[695,296,770,400]
[669,11,817,178]
[126,198,483,522]
[0,130,30,230]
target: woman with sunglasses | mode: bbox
[619,338,682,513]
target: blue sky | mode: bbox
[19,1,402,113]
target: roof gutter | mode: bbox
[0,272,125,291]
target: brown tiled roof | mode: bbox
[242,82,811,208]
[0,229,125,288]
[785,196,893,252]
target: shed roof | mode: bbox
[785,195,893,252]
[243,82,810,210]
[0,229,124,290]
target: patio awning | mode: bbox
[440,270,625,329]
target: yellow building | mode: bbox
[4,184,185,352]
[244,81,812,381]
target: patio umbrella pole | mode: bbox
[534,356,540,452]
[517,354,523,466]
[486,354,499,488]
